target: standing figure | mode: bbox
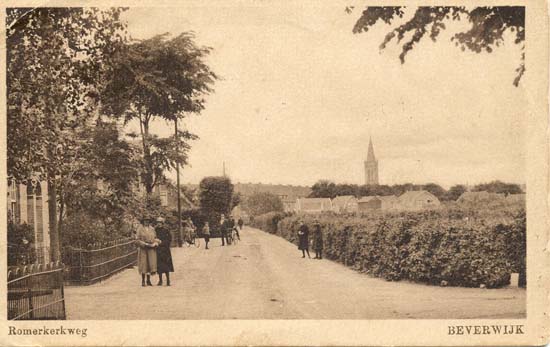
[203,222,211,249]
[155,216,174,286]
[238,217,244,230]
[220,214,230,246]
[312,221,323,259]
[298,221,311,259]
[135,218,159,286]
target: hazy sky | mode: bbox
[123,3,526,188]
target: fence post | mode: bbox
[60,267,66,319]
[78,249,83,283]
[27,287,33,320]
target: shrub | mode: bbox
[258,206,525,288]
[7,223,36,265]
[251,211,289,234]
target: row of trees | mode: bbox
[7,8,217,260]
[309,180,523,201]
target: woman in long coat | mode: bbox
[135,218,158,286]
[155,217,174,286]
[297,221,311,258]
[312,222,323,259]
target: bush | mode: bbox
[8,223,36,265]
[256,206,526,288]
[251,211,289,234]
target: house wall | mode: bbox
[9,180,51,264]
[358,199,381,212]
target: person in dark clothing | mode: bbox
[298,221,310,258]
[312,221,323,259]
[220,214,230,246]
[238,218,244,230]
[155,217,174,286]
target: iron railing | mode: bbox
[7,262,66,320]
[62,238,137,285]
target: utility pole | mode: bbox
[175,118,182,247]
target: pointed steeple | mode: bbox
[366,137,376,162]
[364,137,379,185]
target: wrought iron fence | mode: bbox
[62,238,137,285]
[7,262,66,320]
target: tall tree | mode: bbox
[472,181,522,196]
[243,192,284,217]
[422,183,447,201]
[348,6,525,86]
[7,7,127,261]
[447,184,467,201]
[103,33,217,195]
[199,177,234,228]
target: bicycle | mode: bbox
[229,228,239,245]
[184,229,200,248]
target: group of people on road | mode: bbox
[219,214,243,246]
[134,216,174,287]
[297,220,323,259]
[134,214,246,286]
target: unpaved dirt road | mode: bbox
[65,226,525,319]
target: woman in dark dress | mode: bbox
[297,221,310,258]
[155,216,174,286]
[312,221,323,259]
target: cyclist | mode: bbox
[183,217,196,246]
[231,217,240,241]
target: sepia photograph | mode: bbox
[2,1,549,346]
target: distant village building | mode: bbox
[378,195,398,210]
[457,191,506,204]
[7,178,51,264]
[364,138,379,185]
[357,196,382,212]
[506,193,526,204]
[398,190,441,210]
[295,198,332,213]
[134,179,195,211]
[331,195,358,213]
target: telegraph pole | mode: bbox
[175,118,182,247]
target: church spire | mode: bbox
[364,137,379,185]
[367,137,376,162]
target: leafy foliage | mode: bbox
[447,184,467,201]
[350,6,525,86]
[250,212,289,234]
[309,179,522,202]
[7,223,36,265]
[7,7,128,181]
[103,33,217,194]
[472,180,523,195]
[253,205,526,288]
[243,192,285,216]
[199,176,235,230]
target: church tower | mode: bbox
[364,137,379,185]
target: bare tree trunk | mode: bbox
[57,180,64,249]
[139,114,154,195]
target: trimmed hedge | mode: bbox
[252,207,526,288]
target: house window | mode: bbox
[26,183,35,229]
[8,180,18,223]
[159,185,168,206]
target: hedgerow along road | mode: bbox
[64,226,525,319]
